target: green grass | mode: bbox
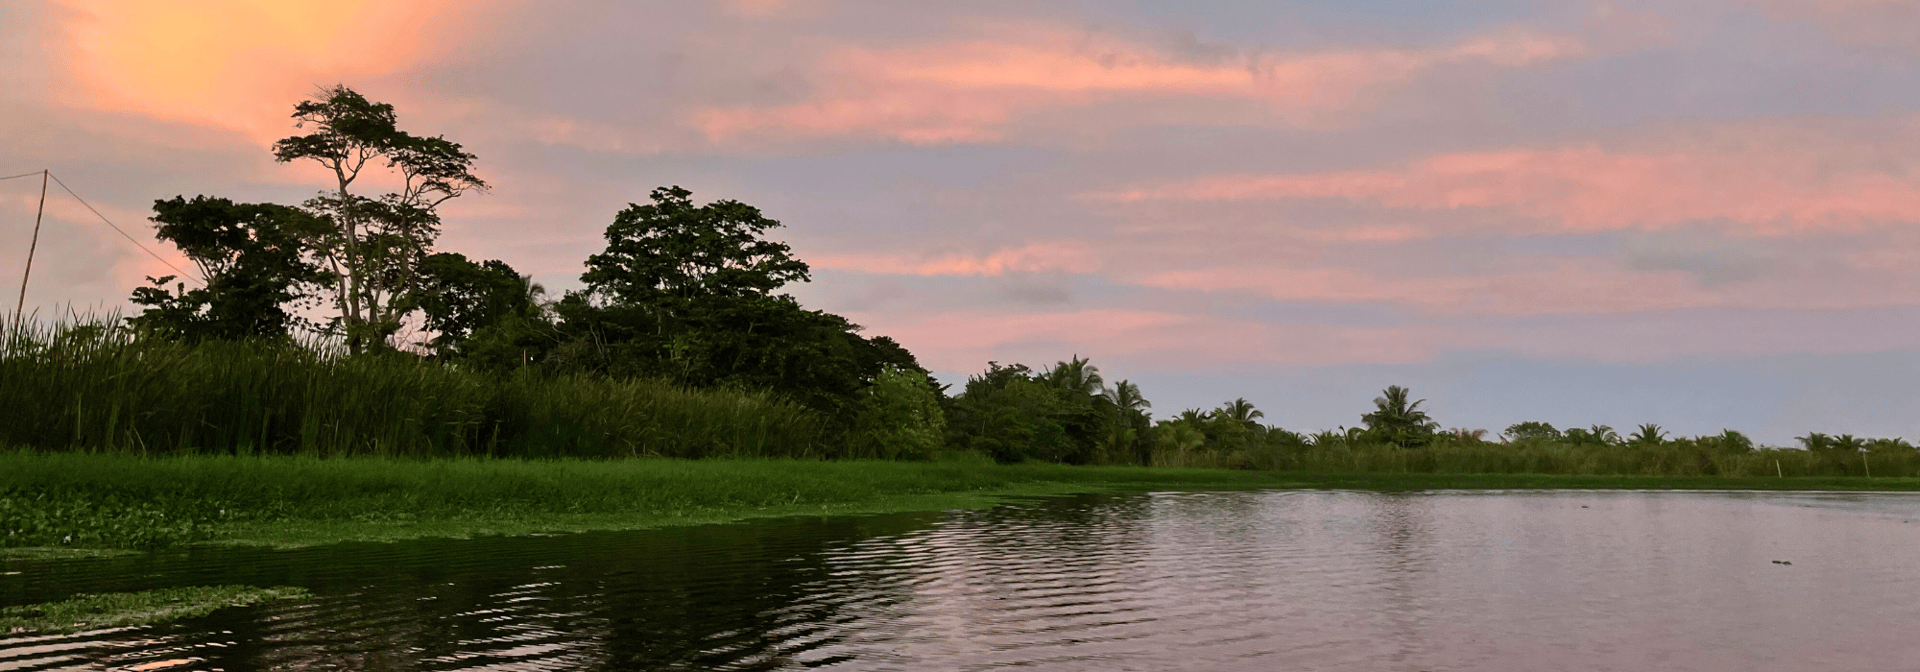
[1,585,309,634]
[0,321,826,459]
[5,452,1917,554]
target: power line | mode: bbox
[0,171,47,181]
[44,171,202,286]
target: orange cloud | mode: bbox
[1097,121,1920,235]
[692,25,1582,145]
[54,0,471,139]
[809,242,1100,276]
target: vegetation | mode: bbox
[0,320,826,459]
[2,585,309,634]
[4,85,1915,565]
[8,452,1916,557]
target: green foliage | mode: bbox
[1,585,310,635]
[946,362,1075,463]
[847,366,948,459]
[1148,398,1300,469]
[1361,385,1440,447]
[1103,380,1153,465]
[1629,423,1669,447]
[942,357,1130,465]
[128,196,328,341]
[1,488,233,549]
[1562,425,1621,446]
[408,252,546,359]
[580,185,810,307]
[1503,421,1561,443]
[553,186,920,419]
[0,320,825,459]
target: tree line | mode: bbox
[109,86,1913,465]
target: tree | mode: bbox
[272,85,487,350]
[1043,356,1106,400]
[407,253,542,359]
[128,196,327,341]
[1503,421,1562,443]
[1104,380,1153,465]
[1219,398,1265,429]
[1361,385,1439,447]
[945,362,1074,463]
[580,186,809,318]
[1562,425,1621,446]
[848,366,947,460]
[556,187,922,419]
[1628,423,1669,447]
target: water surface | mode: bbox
[4,489,1919,670]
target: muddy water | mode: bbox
[4,489,1920,671]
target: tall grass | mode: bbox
[1154,441,1920,478]
[0,320,826,458]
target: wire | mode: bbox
[0,171,46,181]
[44,171,203,286]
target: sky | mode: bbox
[4,0,1920,444]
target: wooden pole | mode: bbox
[12,170,48,331]
[1864,452,1872,479]
[1775,459,1783,478]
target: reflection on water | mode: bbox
[5,490,1920,671]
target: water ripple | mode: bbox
[7,491,1920,670]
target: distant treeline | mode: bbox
[3,85,1912,477]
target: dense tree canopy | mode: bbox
[128,196,328,341]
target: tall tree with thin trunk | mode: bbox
[272,85,487,350]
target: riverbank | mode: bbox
[5,452,1919,558]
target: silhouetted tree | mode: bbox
[128,196,327,341]
[273,85,487,350]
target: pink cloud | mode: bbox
[692,25,1583,145]
[861,298,1920,372]
[861,309,1442,371]
[1135,261,1729,315]
[1096,120,1920,235]
[809,242,1100,276]
[1748,0,1920,51]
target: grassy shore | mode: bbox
[1,586,309,635]
[5,452,1918,557]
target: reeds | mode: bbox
[0,320,826,459]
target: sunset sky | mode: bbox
[5,0,1920,443]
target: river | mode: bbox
[4,489,1919,670]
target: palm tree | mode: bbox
[1218,397,1265,429]
[1045,355,1105,400]
[1102,380,1152,463]
[1629,423,1668,446]
[1797,432,1833,451]
[1361,385,1438,435]
[1108,380,1151,415]
[1162,422,1206,456]
[1178,408,1209,425]
[1589,425,1621,445]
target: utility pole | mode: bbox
[13,169,48,331]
